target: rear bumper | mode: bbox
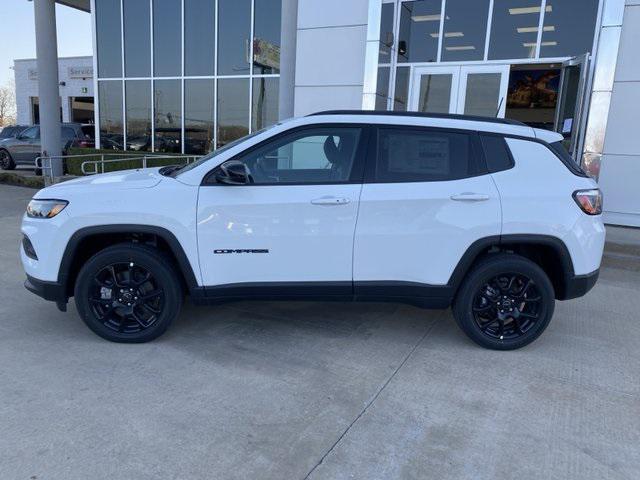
[24,274,67,304]
[561,269,599,300]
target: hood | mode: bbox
[38,167,163,195]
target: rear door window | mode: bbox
[373,127,484,182]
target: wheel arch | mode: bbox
[59,224,201,299]
[449,234,576,300]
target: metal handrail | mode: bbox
[35,152,201,185]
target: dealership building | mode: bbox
[28,0,640,226]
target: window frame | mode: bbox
[364,124,488,184]
[202,123,372,186]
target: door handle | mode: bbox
[311,196,350,206]
[450,192,490,202]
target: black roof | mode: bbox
[308,110,527,127]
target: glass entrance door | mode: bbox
[410,66,460,114]
[458,65,510,117]
[554,54,590,159]
[410,65,509,117]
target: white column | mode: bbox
[278,0,298,120]
[34,0,63,177]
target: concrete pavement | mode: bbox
[0,184,638,480]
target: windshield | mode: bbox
[168,125,278,178]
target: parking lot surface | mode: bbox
[1,184,639,479]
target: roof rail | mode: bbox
[308,110,527,127]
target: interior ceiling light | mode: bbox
[522,41,557,47]
[411,14,442,22]
[445,46,475,50]
[517,25,555,33]
[509,5,552,15]
[430,31,464,38]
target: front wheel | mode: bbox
[74,244,183,343]
[453,254,555,350]
[0,149,15,170]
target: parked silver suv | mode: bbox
[0,123,95,171]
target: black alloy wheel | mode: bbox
[75,244,182,343]
[472,273,542,341]
[453,253,555,350]
[89,262,164,334]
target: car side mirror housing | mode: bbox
[215,160,251,185]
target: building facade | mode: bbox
[85,0,638,226]
[14,56,94,125]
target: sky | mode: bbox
[1,0,92,86]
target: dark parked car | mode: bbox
[0,125,29,140]
[0,123,95,171]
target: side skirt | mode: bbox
[191,281,453,309]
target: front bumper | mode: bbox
[24,274,68,310]
[561,269,599,300]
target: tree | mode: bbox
[0,79,17,127]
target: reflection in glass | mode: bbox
[125,80,151,152]
[185,80,215,155]
[96,0,122,78]
[441,0,490,62]
[218,0,251,76]
[394,66,410,111]
[541,0,599,58]
[154,80,182,153]
[418,74,452,113]
[123,0,151,77]
[253,0,281,74]
[98,81,123,150]
[185,0,215,76]
[217,78,249,148]
[153,0,181,76]
[252,77,279,131]
[376,67,390,110]
[488,0,541,60]
[379,3,394,63]
[398,0,441,63]
[463,73,501,116]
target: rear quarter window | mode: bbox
[480,134,514,173]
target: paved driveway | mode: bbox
[1,184,638,480]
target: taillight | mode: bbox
[573,189,602,215]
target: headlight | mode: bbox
[26,199,69,219]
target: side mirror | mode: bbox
[215,160,252,185]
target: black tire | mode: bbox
[0,149,15,170]
[74,244,183,343]
[452,253,555,350]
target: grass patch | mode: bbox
[63,148,192,176]
[0,172,45,189]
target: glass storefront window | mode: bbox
[217,78,250,148]
[376,67,390,110]
[153,0,181,77]
[488,0,542,60]
[125,80,151,152]
[418,74,452,113]
[185,80,215,155]
[379,2,395,63]
[154,80,182,153]
[185,0,216,76]
[394,67,410,111]
[441,0,490,62]
[540,0,599,58]
[253,0,281,74]
[123,0,151,77]
[252,77,279,131]
[96,0,122,78]
[218,0,251,76]
[98,81,123,150]
[398,0,441,63]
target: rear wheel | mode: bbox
[453,254,555,350]
[0,149,15,170]
[74,244,182,343]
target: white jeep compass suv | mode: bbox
[21,111,605,349]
